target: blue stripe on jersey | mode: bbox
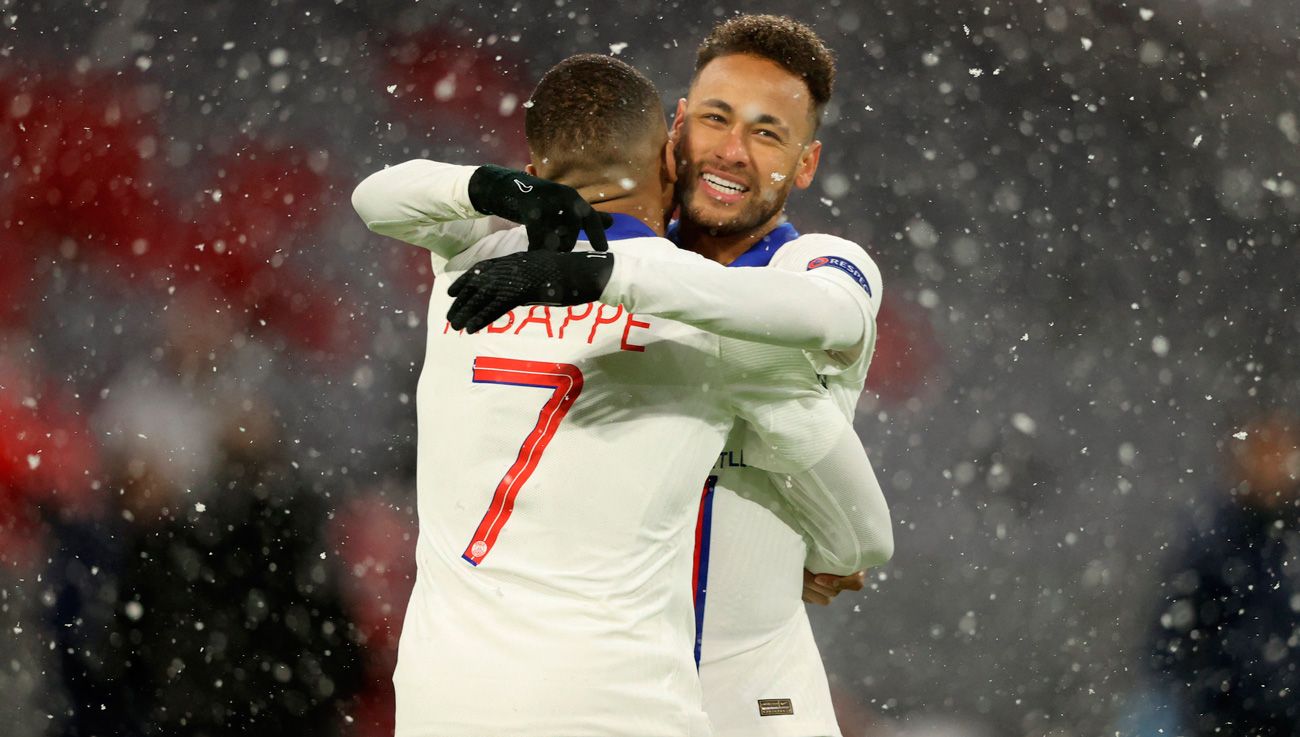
[576,212,657,243]
[667,220,802,269]
[727,222,801,268]
[471,378,548,390]
[693,475,719,668]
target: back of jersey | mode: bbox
[395,228,727,737]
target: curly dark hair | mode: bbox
[524,53,663,177]
[695,14,836,121]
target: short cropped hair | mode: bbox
[524,54,664,175]
[695,14,836,119]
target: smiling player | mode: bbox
[671,19,881,737]
[396,17,885,737]
[352,53,890,737]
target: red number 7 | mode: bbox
[462,357,585,566]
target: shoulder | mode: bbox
[604,235,698,262]
[772,233,878,270]
[772,233,882,300]
[442,226,528,273]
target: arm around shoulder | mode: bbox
[771,233,884,374]
[775,418,894,576]
[351,159,498,258]
[600,248,867,351]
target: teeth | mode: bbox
[702,173,747,194]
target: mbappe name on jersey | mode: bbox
[442,302,652,353]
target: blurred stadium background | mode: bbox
[2,1,1297,735]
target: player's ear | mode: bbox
[524,163,538,176]
[662,137,678,185]
[670,98,687,140]
[793,139,822,190]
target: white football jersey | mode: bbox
[697,230,883,737]
[393,220,849,737]
[352,161,890,737]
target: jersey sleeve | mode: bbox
[767,420,894,575]
[719,338,840,474]
[351,159,506,260]
[767,234,883,377]
[722,339,894,575]
[599,246,866,352]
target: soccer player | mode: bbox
[351,54,891,737]
[670,18,878,737]
[381,16,883,737]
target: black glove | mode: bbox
[447,251,615,334]
[467,165,613,252]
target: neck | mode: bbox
[575,186,668,236]
[677,210,786,265]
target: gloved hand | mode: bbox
[447,251,615,333]
[467,165,613,252]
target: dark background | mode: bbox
[2,1,1297,735]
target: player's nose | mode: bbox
[712,126,750,168]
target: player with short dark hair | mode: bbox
[352,52,890,737]
[524,53,666,183]
[672,16,879,737]
[423,15,887,737]
[694,12,836,123]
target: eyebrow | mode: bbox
[700,98,790,133]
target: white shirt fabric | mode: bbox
[392,228,879,737]
[352,160,892,737]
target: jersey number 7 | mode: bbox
[461,356,585,566]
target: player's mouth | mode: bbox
[699,171,749,204]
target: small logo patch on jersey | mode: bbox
[807,256,873,297]
[757,698,794,717]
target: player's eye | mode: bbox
[754,128,782,142]
[701,112,727,124]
